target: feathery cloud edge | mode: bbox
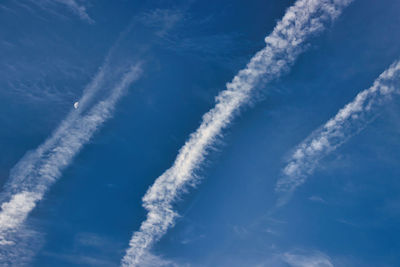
[276,60,400,205]
[0,61,141,259]
[121,0,353,265]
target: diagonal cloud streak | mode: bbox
[0,6,185,263]
[0,12,145,239]
[2,23,137,201]
[282,250,334,267]
[28,0,95,23]
[0,60,141,256]
[276,60,400,205]
[54,0,94,24]
[122,0,353,265]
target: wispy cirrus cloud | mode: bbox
[41,232,124,267]
[276,60,400,205]
[136,8,184,37]
[282,250,334,267]
[0,63,141,262]
[25,0,94,23]
[0,6,187,264]
[121,0,353,265]
[0,26,142,262]
[0,226,44,266]
[54,0,94,24]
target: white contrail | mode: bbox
[276,60,400,204]
[0,9,141,206]
[3,25,134,201]
[122,0,353,265]
[0,63,141,249]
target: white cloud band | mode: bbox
[0,63,141,257]
[276,60,400,204]
[122,0,353,265]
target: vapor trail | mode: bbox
[4,24,135,197]
[0,62,141,251]
[0,6,138,263]
[276,60,400,205]
[122,0,353,265]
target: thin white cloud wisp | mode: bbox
[55,0,94,24]
[122,0,353,265]
[0,64,141,252]
[276,60,400,205]
[282,250,334,267]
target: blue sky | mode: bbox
[1,0,400,266]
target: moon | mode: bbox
[74,102,79,109]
